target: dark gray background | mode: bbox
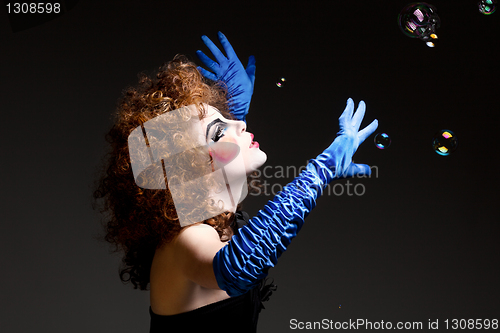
[1,0,499,332]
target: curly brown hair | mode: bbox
[93,55,256,290]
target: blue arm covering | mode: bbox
[197,32,255,123]
[213,159,333,296]
[212,98,378,297]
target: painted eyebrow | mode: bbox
[205,118,227,139]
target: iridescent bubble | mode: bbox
[398,2,440,47]
[425,41,436,47]
[432,130,458,156]
[276,77,286,88]
[374,133,391,149]
[479,0,497,15]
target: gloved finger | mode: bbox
[196,50,220,73]
[217,31,237,60]
[351,100,366,132]
[246,55,256,85]
[343,163,372,178]
[338,98,354,128]
[201,35,228,65]
[358,119,379,143]
[197,66,218,81]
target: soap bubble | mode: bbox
[479,0,497,15]
[374,133,391,149]
[276,77,286,88]
[432,130,458,156]
[398,2,440,47]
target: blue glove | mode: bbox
[213,99,378,296]
[316,98,379,178]
[196,32,256,122]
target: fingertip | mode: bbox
[357,164,372,176]
[344,98,354,113]
[358,101,366,110]
[345,164,370,178]
[201,35,210,44]
[196,50,207,60]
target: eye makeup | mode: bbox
[213,125,227,142]
[206,118,228,142]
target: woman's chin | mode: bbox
[257,150,267,164]
[247,151,267,174]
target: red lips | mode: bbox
[249,133,259,148]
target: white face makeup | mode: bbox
[201,105,267,175]
[128,104,266,226]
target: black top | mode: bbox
[149,211,276,333]
[150,282,275,333]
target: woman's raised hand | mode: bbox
[316,98,378,178]
[196,32,256,123]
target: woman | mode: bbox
[94,32,378,332]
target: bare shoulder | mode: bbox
[176,223,225,250]
[171,223,227,289]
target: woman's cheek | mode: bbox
[210,138,240,166]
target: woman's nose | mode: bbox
[236,120,246,134]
